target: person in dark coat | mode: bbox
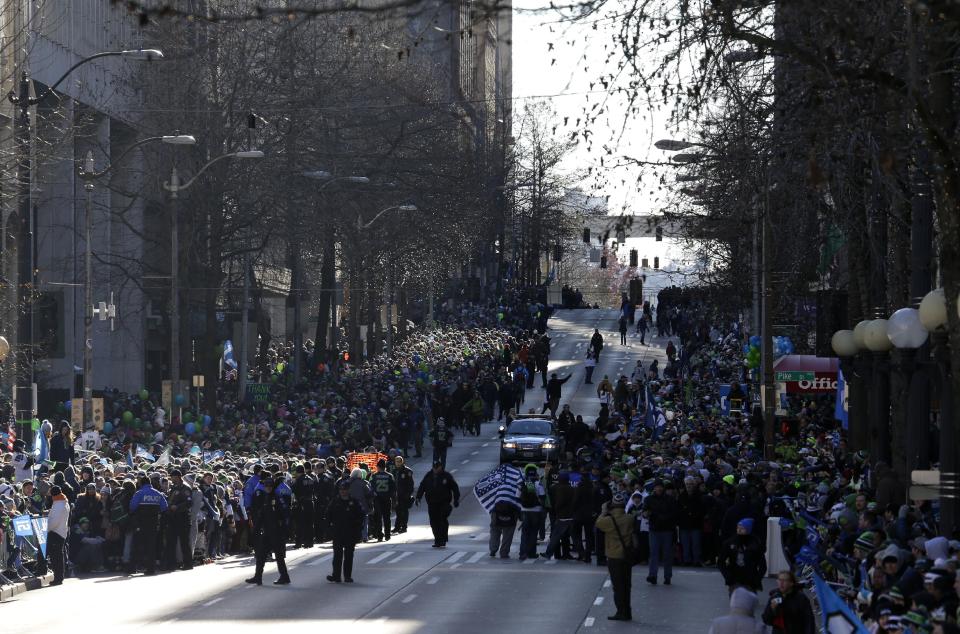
[416,461,460,548]
[392,456,415,534]
[718,518,766,594]
[326,480,365,583]
[49,423,75,471]
[761,570,815,634]
[290,464,316,549]
[245,473,292,586]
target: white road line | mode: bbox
[523,557,537,565]
[603,579,611,588]
[402,594,417,604]
[544,558,557,565]
[450,562,462,569]
[426,576,440,585]
[367,552,393,565]
[471,451,479,455]
[461,459,470,464]
[447,551,467,564]
[202,598,222,607]
[307,554,333,566]
[466,552,484,564]
[451,469,458,473]
[584,617,596,627]
[482,443,489,447]
[388,551,413,564]
[594,596,604,605]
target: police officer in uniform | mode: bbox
[369,459,396,541]
[164,469,194,570]
[430,418,453,467]
[416,461,460,548]
[129,474,168,575]
[326,480,364,583]
[246,473,292,586]
[314,461,335,543]
[291,463,316,548]
[392,456,414,534]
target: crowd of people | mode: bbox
[1,285,958,634]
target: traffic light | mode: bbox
[654,256,660,269]
[553,244,562,261]
[629,278,643,304]
[582,227,590,243]
[600,255,608,269]
[655,226,663,242]
[641,258,649,268]
[629,249,638,267]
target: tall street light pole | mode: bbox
[164,150,264,401]
[7,48,162,438]
[77,135,195,430]
[357,204,418,355]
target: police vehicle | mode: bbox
[498,415,561,464]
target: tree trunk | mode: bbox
[315,230,335,358]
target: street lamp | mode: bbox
[164,149,263,399]
[8,48,164,437]
[355,204,418,354]
[77,134,196,430]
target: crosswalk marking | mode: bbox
[584,617,595,627]
[426,576,439,585]
[450,563,462,569]
[367,552,393,565]
[603,579,611,588]
[388,551,413,564]
[402,594,417,604]
[446,551,467,564]
[593,597,604,605]
[544,558,557,565]
[307,554,333,566]
[522,557,537,565]
[466,552,484,564]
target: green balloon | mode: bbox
[139,389,149,401]
[122,410,134,424]
[183,411,193,423]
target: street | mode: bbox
[0,309,730,633]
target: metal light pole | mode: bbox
[77,135,194,430]
[164,151,264,393]
[7,48,162,437]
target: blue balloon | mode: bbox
[103,421,113,434]
[742,344,751,355]
[65,400,72,410]
[174,394,186,407]
[749,335,761,347]
[184,422,197,435]
[203,414,212,426]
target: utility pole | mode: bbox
[82,162,95,431]
[13,70,35,440]
[761,176,776,460]
[168,168,182,393]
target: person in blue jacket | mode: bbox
[129,475,168,575]
[242,464,263,510]
[246,473,292,586]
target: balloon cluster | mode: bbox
[742,335,794,368]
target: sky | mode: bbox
[511,0,701,283]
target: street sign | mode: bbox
[775,371,815,382]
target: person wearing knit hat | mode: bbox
[595,490,636,621]
[854,531,877,555]
[718,516,766,594]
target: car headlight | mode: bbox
[502,442,517,449]
[541,442,556,450]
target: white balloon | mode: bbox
[863,319,893,352]
[886,308,928,349]
[0,335,8,362]
[918,288,947,332]
[831,330,858,357]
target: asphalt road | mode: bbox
[1,309,734,633]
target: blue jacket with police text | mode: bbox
[130,484,169,513]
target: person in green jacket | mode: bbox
[596,492,636,622]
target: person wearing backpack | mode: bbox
[596,492,636,621]
[518,464,545,561]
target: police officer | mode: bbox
[393,456,414,534]
[430,418,452,467]
[164,469,194,571]
[416,461,460,548]
[314,460,335,543]
[129,474,168,575]
[246,472,292,586]
[291,463,316,549]
[326,480,364,583]
[369,459,396,541]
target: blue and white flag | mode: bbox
[136,445,155,462]
[33,427,49,463]
[474,464,523,512]
[812,572,869,633]
[126,446,135,469]
[223,340,237,370]
[835,367,848,429]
